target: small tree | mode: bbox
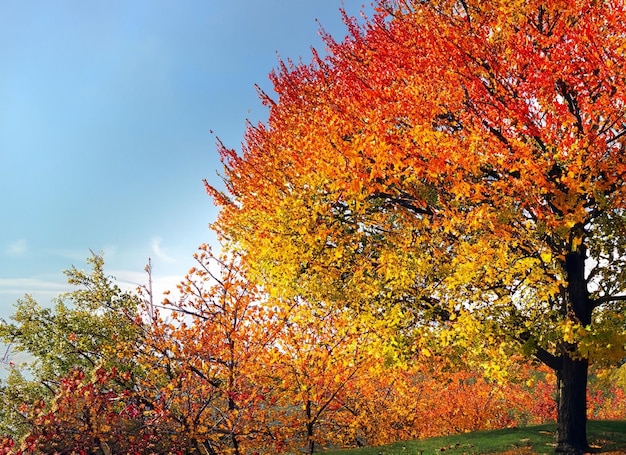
[267,300,383,454]
[0,253,143,443]
[138,245,283,454]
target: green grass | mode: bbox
[324,421,626,454]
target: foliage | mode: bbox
[208,0,626,365]
[133,244,284,454]
[17,368,159,454]
[264,299,386,454]
[327,356,558,448]
[0,368,47,441]
[1,249,626,454]
[207,1,626,451]
[0,253,142,441]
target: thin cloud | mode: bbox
[151,237,176,263]
[0,277,69,294]
[0,277,70,317]
[6,239,27,256]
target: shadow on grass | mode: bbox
[324,421,626,455]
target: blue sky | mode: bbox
[0,1,371,318]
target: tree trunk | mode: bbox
[552,246,592,454]
[306,399,316,454]
[556,349,590,454]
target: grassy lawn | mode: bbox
[324,421,626,454]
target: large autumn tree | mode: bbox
[208,1,626,453]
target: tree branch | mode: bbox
[534,346,563,371]
[592,294,626,309]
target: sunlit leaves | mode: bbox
[208,4,626,448]
[134,245,286,454]
[209,0,626,373]
[264,300,385,453]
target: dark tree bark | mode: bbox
[305,399,316,455]
[555,349,590,454]
[553,248,592,454]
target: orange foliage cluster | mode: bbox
[5,246,623,454]
[588,384,626,421]
[5,342,625,454]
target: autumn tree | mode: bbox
[0,253,143,442]
[208,1,626,453]
[15,367,164,455]
[265,299,386,454]
[136,245,285,454]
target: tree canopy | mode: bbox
[208,1,626,452]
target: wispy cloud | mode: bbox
[0,277,69,294]
[6,239,27,256]
[0,277,70,317]
[151,237,176,263]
